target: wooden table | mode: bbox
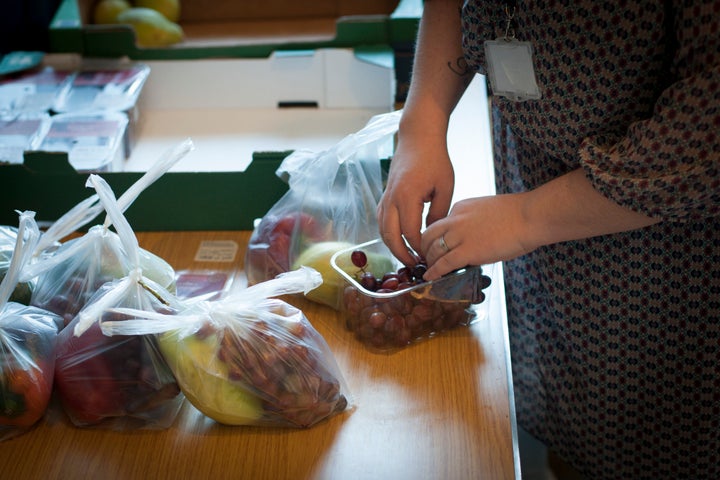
[0,229,519,480]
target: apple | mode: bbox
[245,212,326,285]
[53,281,183,427]
[158,327,264,425]
[292,241,394,309]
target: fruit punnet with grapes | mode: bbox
[158,298,349,428]
[291,241,394,309]
[340,248,493,351]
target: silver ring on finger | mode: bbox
[438,234,450,253]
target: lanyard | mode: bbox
[483,0,542,101]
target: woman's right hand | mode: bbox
[377,122,455,266]
[377,0,474,266]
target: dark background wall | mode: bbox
[0,0,62,54]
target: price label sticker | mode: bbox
[194,240,238,262]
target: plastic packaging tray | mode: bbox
[331,238,492,351]
[0,113,51,164]
[37,111,129,172]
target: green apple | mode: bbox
[292,241,394,308]
[158,329,263,425]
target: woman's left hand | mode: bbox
[420,193,536,280]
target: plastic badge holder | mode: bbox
[0,113,51,164]
[38,111,129,173]
[331,239,492,352]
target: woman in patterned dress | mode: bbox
[377,0,720,478]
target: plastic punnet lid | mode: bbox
[52,63,150,113]
[331,238,489,304]
[38,111,129,172]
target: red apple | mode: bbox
[245,212,325,285]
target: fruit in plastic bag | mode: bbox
[0,226,33,305]
[0,212,60,441]
[0,304,59,440]
[54,278,183,428]
[103,268,350,428]
[158,299,348,428]
[30,225,176,328]
[158,327,263,425]
[51,173,185,429]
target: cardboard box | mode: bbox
[48,0,421,102]
[0,52,395,231]
[49,0,421,60]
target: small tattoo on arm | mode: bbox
[447,56,471,76]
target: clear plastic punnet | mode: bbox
[52,63,150,114]
[331,238,495,352]
[37,111,129,172]
[0,112,51,164]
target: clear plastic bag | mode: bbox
[0,211,61,441]
[0,225,33,305]
[244,110,401,309]
[53,175,184,429]
[103,267,351,429]
[24,139,193,328]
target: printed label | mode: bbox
[194,240,238,262]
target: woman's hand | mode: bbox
[421,194,535,280]
[377,131,455,267]
[377,0,474,267]
[420,168,660,281]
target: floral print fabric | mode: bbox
[461,1,720,478]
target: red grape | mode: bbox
[350,250,368,268]
[342,255,493,351]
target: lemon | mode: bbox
[116,7,183,48]
[93,0,131,24]
[134,0,181,23]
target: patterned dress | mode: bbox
[460,1,720,478]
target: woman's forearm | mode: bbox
[400,0,473,136]
[521,169,660,250]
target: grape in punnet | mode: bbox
[350,249,428,292]
[343,248,492,350]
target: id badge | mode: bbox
[484,38,542,101]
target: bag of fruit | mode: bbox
[24,139,193,328]
[0,224,35,306]
[53,174,184,429]
[0,192,109,323]
[1,211,62,441]
[102,267,351,429]
[245,110,401,309]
